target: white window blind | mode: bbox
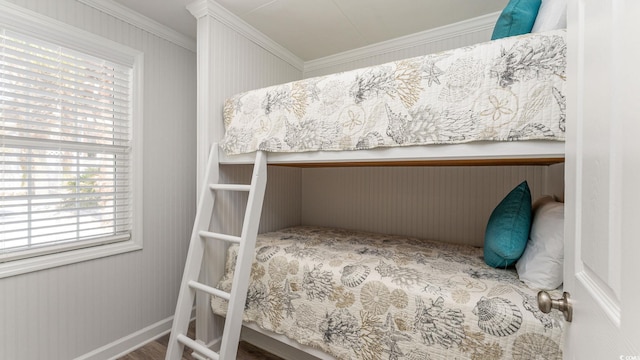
[0,27,134,261]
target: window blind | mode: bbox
[0,27,133,259]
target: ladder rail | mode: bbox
[166,145,222,360]
[218,150,267,359]
[166,147,267,360]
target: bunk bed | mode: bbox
[189,1,569,358]
[204,28,567,360]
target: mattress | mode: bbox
[211,226,564,360]
[220,30,566,156]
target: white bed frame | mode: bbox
[187,1,565,358]
[219,141,564,166]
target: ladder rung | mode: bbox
[209,184,251,192]
[199,231,241,244]
[176,334,219,360]
[191,351,209,360]
[188,280,231,301]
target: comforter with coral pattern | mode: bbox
[212,226,564,360]
[220,30,566,155]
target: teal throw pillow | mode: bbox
[491,0,542,40]
[484,181,532,268]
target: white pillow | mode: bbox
[516,200,564,290]
[532,194,555,212]
[531,0,567,32]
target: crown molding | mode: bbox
[304,11,500,74]
[187,0,304,71]
[78,0,196,52]
[0,0,141,64]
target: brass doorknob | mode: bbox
[537,291,572,322]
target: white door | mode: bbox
[563,0,640,357]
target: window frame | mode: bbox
[0,2,144,278]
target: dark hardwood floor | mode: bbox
[118,322,283,360]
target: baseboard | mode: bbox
[74,309,195,360]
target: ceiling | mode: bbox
[112,0,507,60]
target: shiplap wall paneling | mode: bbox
[203,164,301,343]
[301,165,555,247]
[548,163,565,201]
[207,165,302,281]
[0,1,196,359]
[187,2,304,344]
[187,1,303,190]
[211,165,302,237]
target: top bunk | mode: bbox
[218,29,567,167]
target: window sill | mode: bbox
[0,240,142,279]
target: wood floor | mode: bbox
[118,322,283,360]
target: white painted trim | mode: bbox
[304,11,500,74]
[74,317,171,360]
[192,15,214,199]
[0,0,142,64]
[0,0,145,279]
[186,0,304,71]
[0,241,142,279]
[77,0,196,52]
[131,47,145,265]
[576,269,622,327]
[219,141,565,165]
[74,311,196,360]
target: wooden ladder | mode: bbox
[166,146,267,360]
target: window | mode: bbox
[0,4,142,277]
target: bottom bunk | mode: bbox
[211,226,564,360]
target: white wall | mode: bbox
[301,165,561,247]
[187,0,303,189]
[0,1,197,359]
[212,165,302,237]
